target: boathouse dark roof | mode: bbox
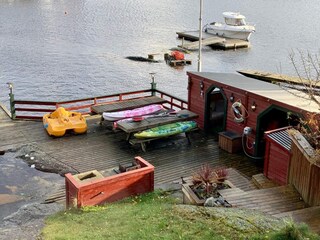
[188,72,319,113]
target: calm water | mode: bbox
[0,0,320,105]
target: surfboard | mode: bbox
[134,121,197,138]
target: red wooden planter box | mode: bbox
[65,156,154,208]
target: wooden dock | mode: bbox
[169,59,192,67]
[1,100,320,234]
[177,31,250,50]
[237,69,319,88]
[0,109,262,199]
[178,36,225,51]
[0,116,262,183]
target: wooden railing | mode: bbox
[12,89,188,120]
[289,131,320,206]
[154,90,188,110]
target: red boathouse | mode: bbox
[186,72,318,184]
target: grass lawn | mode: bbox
[41,190,320,240]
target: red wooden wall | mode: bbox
[187,73,307,156]
[264,136,290,185]
[187,75,207,129]
[65,156,154,208]
[187,74,271,155]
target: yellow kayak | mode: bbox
[43,107,87,137]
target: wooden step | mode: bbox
[252,173,279,189]
[228,168,257,191]
[218,188,245,199]
[219,185,307,215]
[273,206,320,234]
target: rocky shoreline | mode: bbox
[0,148,65,240]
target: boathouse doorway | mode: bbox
[204,87,227,135]
[255,105,300,157]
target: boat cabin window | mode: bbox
[225,18,246,26]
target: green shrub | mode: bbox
[253,220,320,240]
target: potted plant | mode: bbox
[214,167,228,183]
[182,164,230,205]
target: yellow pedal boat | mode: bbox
[43,107,87,137]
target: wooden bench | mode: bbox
[129,127,199,152]
[117,109,198,141]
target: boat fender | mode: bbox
[231,101,245,123]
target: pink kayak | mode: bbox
[102,104,164,121]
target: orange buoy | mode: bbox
[171,51,185,60]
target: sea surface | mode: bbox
[0,0,320,105]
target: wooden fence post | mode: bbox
[7,83,16,119]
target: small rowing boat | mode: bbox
[134,121,197,138]
[102,104,164,121]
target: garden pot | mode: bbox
[182,180,234,206]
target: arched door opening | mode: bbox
[204,87,227,135]
[256,106,300,157]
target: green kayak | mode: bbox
[134,121,197,139]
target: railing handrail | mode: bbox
[11,89,188,120]
[13,89,153,105]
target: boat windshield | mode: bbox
[225,18,246,26]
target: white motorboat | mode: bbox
[204,12,255,41]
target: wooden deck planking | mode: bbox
[219,185,308,216]
[0,115,261,189]
[2,115,319,233]
[168,60,192,67]
[146,150,222,181]
[237,69,318,88]
[252,173,279,189]
[274,206,320,234]
[0,104,11,121]
[227,168,257,191]
[91,96,167,114]
[178,36,225,50]
[1,115,257,183]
